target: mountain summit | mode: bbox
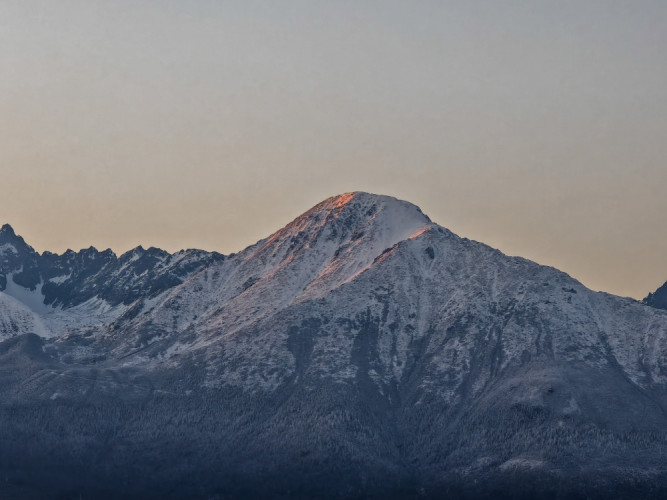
[644,280,667,311]
[1,193,667,498]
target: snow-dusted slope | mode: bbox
[6,191,665,389]
[81,193,667,396]
[119,193,433,346]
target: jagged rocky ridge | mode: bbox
[1,193,667,499]
[0,223,225,307]
[0,223,224,339]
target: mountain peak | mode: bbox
[0,224,15,237]
[254,192,432,257]
[314,192,430,219]
[233,192,434,303]
[644,280,667,310]
[0,224,35,255]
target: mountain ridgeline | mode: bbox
[1,193,667,499]
[0,223,225,308]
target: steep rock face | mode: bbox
[644,280,667,310]
[1,192,667,499]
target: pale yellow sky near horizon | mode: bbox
[1,0,666,299]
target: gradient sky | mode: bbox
[1,0,666,299]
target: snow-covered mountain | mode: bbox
[1,193,667,499]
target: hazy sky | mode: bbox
[1,0,666,299]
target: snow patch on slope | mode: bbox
[3,274,51,315]
[41,297,128,337]
[0,272,128,339]
[0,291,50,338]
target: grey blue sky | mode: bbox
[1,0,666,299]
